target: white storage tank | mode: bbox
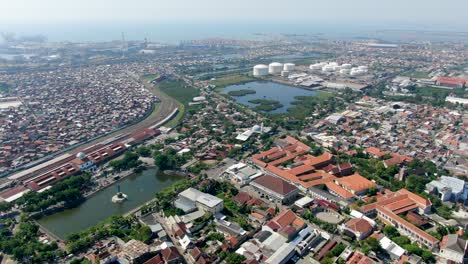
[309,64,322,70]
[322,65,334,72]
[333,65,342,71]
[253,64,269,76]
[268,62,283,75]
[358,65,368,71]
[283,63,295,71]
[341,63,352,69]
[340,69,350,75]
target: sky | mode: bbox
[1,0,468,28]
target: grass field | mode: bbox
[157,79,199,106]
[151,79,199,128]
[402,71,431,79]
[143,74,158,82]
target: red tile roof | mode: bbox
[252,175,297,196]
[345,218,373,234]
[346,251,374,264]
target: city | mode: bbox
[0,1,467,264]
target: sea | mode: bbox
[2,21,466,44]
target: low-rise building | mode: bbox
[426,176,468,202]
[175,188,224,213]
[224,163,262,185]
[439,234,468,264]
[339,218,373,240]
[360,189,438,249]
[250,175,299,204]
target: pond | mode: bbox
[37,168,183,239]
[222,81,318,113]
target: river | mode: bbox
[37,168,183,240]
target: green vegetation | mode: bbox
[361,237,383,255]
[211,74,256,89]
[219,252,246,264]
[143,74,159,81]
[153,177,202,214]
[109,151,142,171]
[157,79,199,106]
[66,215,133,253]
[383,224,435,263]
[17,174,91,212]
[268,91,336,129]
[206,232,225,242]
[152,79,199,128]
[0,221,62,263]
[129,225,153,243]
[402,71,431,79]
[248,99,283,112]
[227,89,256,96]
[153,148,191,170]
[303,209,337,233]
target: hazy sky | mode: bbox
[1,0,467,27]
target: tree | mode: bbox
[225,253,246,264]
[130,225,152,243]
[392,236,411,247]
[365,237,382,253]
[383,225,399,238]
[368,186,378,196]
[436,226,448,237]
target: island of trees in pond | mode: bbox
[248,99,283,112]
[227,89,256,96]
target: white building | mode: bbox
[379,236,406,259]
[72,152,95,171]
[175,188,224,213]
[446,96,468,105]
[426,176,468,202]
[223,163,262,185]
[236,124,271,142]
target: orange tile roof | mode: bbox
[335,173,376,193]
[302,152,334,167]
[345,218,373,234]
[346,251,374,264]
[289,164,316,176]
[326,182,354,199]
[377,205,438,244]
[365,147,387,158]
[397,189,431,208]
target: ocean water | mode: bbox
[0,21,391,44]
[2,21,466,44]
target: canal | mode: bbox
[37,168,183,240]
[222,81,318,113]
